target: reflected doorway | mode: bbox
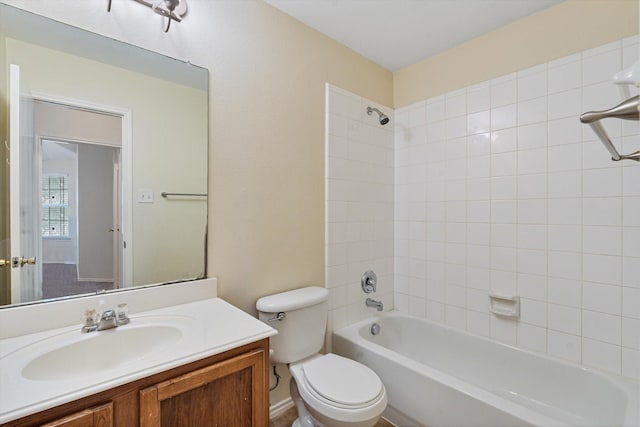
[40,139,121,298]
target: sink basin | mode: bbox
[4,315,196,382]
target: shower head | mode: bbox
[367,106,390,125]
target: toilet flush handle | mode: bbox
[268,312,286,322]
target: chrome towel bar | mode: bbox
[580,95,640,162]
[161,192,207,198]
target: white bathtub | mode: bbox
[333,312,640,427]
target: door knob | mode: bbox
[0,259,10,268]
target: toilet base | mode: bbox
[292,417,326,427]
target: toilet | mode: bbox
[256,286,387,427]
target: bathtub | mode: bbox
[333,312,640,427]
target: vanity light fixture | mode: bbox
[107,0,188,33]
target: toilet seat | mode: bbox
[290,353,387,424]
[302,354,384,409]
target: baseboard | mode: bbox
[270,397,294,420]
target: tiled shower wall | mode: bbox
[394,36,640,379]
[325,84,394,335]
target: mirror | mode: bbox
[0,3,209,307]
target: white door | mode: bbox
[9,64,41,303]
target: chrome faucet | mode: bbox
[82,304,130,333]
[97,309,118,331]
[365,298,383,311]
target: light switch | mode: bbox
[138,188,154,203]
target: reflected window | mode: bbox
[41,174,70,237]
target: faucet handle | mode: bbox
[116,303,130,325]
[81,309,99,333]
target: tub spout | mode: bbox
[366,298,383,311]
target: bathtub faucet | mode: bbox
[365,298,383,311]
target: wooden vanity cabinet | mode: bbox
[3,339,269,427]
[41,403,113,427]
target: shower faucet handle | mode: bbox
[361,270,377,294]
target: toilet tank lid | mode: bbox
[256,286,329,312]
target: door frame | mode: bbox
[32,92,133,288]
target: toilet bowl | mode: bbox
[256,286,387,427]
[289,354,387,427]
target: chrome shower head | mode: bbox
[367,106,390,125]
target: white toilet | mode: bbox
[256,286,387,427]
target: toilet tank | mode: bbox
[256,286,329,364]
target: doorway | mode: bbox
[34,100,124,299]
[40,139,121,298]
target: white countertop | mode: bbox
[0,297,276,424]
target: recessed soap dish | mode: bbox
[489,294,520,319]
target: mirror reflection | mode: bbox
[0,4,209,307]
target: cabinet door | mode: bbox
[41,403,113,427]
[139,349,266,427]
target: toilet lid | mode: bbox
[302,354,383,407]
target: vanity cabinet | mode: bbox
[3,339,269,427]
[140,349,265,426]
[41,403,113,427]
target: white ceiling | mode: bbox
[264,0,563,71]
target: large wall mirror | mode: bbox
[0,3,208,307]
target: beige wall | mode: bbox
[0,0,394,315]
[205,2,394,314]
[394,0,640,107]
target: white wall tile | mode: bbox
[491,200,517,223]
[584,281,623,315]
[582,338,621,374]
[548,171,582,198]
[389,39,636,377]
[622,317,640,350]
[518,148,547,175]
[518,70,547,101]
[548,330,581,362]
[467,84,490,113]
[548,89,581,120]
[583,197,621,226]
[548,198,581,225]
[446,93,467,118]
[548,143,582,172]
[622,348,640,380]
[520,96,548,129]
[583,226,621,256]
[467,133,491,157]
[518,224,547,250]
[548,117,582,146]
[582,48,621,86]
[548,304,581,335]
[548,225,581,252]
[492,223,517,247]
[623,227,640,257]
[518,122,547,150]
[548,60,581,94]
[583,254,621,285]
[518,199,547,224]
[622,258,640,288]
[517,323,547,352]
[492,176,517,199]
[491,104,517,130]
[491,78,517,107]
[548,277,581,307]
[622,287,640,319]
[491,128,517,153]
[518,273,547,301]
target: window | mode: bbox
[41,174,70,237]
